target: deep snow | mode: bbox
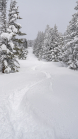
[0,47,78,139]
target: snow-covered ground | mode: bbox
[0,47,78,139]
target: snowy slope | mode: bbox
[0,47,78,139]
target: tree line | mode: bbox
[0,0,28,73]
[33,1,78,70]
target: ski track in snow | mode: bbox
[5,50,55,139]
[7,63,55,139]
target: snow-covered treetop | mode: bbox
[75,1,78,10]
[8,0,25,36]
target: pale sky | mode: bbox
[8,0,76,40]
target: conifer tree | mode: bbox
[57,32,64,61]
[42,25,63,61]
[0,30,20,73]
[51,25,63,62]
[42,25,51,60]
[8,0,27,59]
[0,0,27,73]
[33,31,44,59]
[0,0,20,73]
[62,1,78,69]
[0,0,7,33]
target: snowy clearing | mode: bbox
[0,47,78,139]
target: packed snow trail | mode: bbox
[0,48,78,139]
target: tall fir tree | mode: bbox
[0,0,27,73]
[62,1,78,69]
[0,29,20,73]
[42,25,63,61]
[51,25,64,62]
[8,0,27,59]
[33,31,44,59]
[42,25,52,60]
[0,0,7,33]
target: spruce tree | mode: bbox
[42,25,51,60]
[33,31,44,59]
[8,0,27,59]
[51,25,63,62]
[42,25,63,62]
[0,30,20,73]
[57,32,64,61]
[62,1,78,69]
[0,0,20,73]
[0,0,7,33]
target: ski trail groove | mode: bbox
[7,64,54,139]
[8,64,53,113]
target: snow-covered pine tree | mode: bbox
[0,0,7,71]
[8,0,27,60]
[0,0,20,73]
[33,37,39,55]
[37,32,44,60]
[0,0,7,33]
[28,40,34,47]
[62,1,78,69]
[0,29,20,73]
[42,24,63,62]
[33,31,44,59]
[57,32,64,61]
[41,25,52,60]
[0,0,2,34]
[49,25,61,62]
